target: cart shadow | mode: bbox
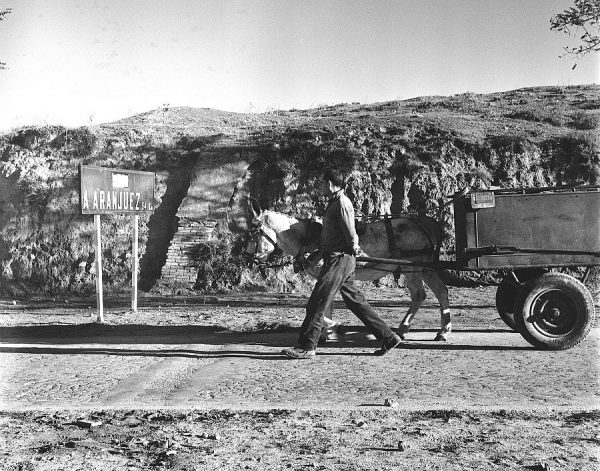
[394,342,533,351]
[0,324,515,342]
[0,323,533,354]
[0,324,282,345]
[0,343,531,359]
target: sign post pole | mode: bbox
[94,214,104,323]
[132,214,139,313]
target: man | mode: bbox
[282,169,402,359]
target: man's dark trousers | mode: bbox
[298,252,396,350]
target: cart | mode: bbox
[359,186,600,350]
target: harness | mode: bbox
[380,215,440,277]
[246,213,441,275]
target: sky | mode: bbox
[0,0,598,131]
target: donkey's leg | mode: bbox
[319,304,338,343]
[398,271,427,339]
[422,270,451,341]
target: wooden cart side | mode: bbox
[453,188,600,269]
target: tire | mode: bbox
[496,276,520,330]
[513,273,596,350]
[496,269,546,331]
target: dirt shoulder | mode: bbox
[1,409,599,471]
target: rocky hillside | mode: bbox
[0,85,598,296]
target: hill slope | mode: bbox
[0,85,598,296]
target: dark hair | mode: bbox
[323,169,346,188]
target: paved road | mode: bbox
[1,294,598,412]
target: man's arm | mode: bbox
[339,196,360,254]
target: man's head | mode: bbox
[321,169,346,195]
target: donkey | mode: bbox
[245,203,453,341]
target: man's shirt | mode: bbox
[320,189,359,255]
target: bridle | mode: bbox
[244,215,318,274]
[244,219,296,270]
[243,196,318,272]
[243,195,279,266]
[245,220,277,257]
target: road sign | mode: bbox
[80,165,155,214]
[79,165,156,321]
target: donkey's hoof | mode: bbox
[433,333,448,342]
[327,325,344,341]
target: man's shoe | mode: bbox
[374,334,402,356]
[282,347,316,359]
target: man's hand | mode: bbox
[351,244,362,256]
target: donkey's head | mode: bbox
[243,197,309,265]
[243,197,280,264]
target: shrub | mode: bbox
[570,111,599,130]
[547,132,600,185]
[192,234,245,292]
[506,104,567,126]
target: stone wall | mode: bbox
[160,218,218,285]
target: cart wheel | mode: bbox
[496,277,519,330]
[496,269,546,331]
[513,273,595,350]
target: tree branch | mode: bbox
[550,0,600,59]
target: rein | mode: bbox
[256,225,278,249]
[246,211,441,274]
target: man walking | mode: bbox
[282,169,402,359]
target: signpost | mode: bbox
[80,165,155,322]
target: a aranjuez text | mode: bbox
[81,188,153,211]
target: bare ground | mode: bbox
[0,286,599,470]
[1,409,599,471]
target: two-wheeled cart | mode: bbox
[358,186,600,350]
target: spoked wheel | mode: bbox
[513,273,595,350]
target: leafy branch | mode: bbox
[0,8,11,70]
[550,0,600,66]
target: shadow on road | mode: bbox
[0,324,231,344]
[0,322,533,354]
[0,341,532,359]
[0,324,514,343]
[0,346,291,360]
